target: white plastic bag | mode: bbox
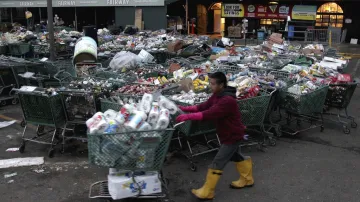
[109,51,141,70]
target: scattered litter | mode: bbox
[0,157,44,169]
[4,172,17,178]
[0,120,16,128]
[33,169,45,173]
[8,180,14,184]
[6,148,19,152]
[6,135,14,139]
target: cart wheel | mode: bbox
[320,126,324,132]
[11,98,18,105]
[190,163,197,172]
[274,127,282,137]
[48,149,55,158]
[351,121,357,128]
[0,101,6,106]
[286,118,291,125]
[269,139,276,146]
[343,126,350,134]
[20,120,26,127]
[19,143,25,153]
[37,126,45,135]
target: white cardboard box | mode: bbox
[108,171,162,200]
[350,38,358,44]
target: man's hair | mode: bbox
[209,72,227,87]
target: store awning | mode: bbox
[0,0,165,7]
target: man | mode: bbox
[176,72,254,200]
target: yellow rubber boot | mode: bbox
[230,158,254,189]
[191,168,222,200]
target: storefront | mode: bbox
[0,0,166,31]
[181,0,358,42]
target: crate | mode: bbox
[18,92,66,127]
[88,129,174,170]
[281,84,329,115]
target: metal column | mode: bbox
[47,0,55,61]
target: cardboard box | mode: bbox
[108,171,162,200]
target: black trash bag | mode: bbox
[24,35,37,42]
[124,26,138,35]
[212,39,225,48]
[108,25,123,35]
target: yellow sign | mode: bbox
[291,5,317,21]
[221,4,244,18]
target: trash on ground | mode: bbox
[4,172,17,178]
[0,157,44,169]
[6,148,19,152]
[0,120,16,128]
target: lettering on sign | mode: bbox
[20,2,34,6]
[107,0,131,5]
[58,1,76,6]
[279,6,289,14]
[222,4,243,17]
[224,5,240,10]
[247,5,255,13]
[258,6,266,13]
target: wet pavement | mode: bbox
[1,55,360,202]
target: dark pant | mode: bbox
[209,142,247,170]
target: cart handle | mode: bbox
[173,121,185,128]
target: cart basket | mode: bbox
[88,129,174,170]
[237,89,273,127]
[173,101,216,137]
[281,84,329,115]
[17,90,66,127]
[325,82,357,109]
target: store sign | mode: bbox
[291,5,317,21]
[0,0,164,7]
[245,4,291,19]
[221,4,244,18]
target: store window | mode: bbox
[316,3,343,28]
[260,19,284,25]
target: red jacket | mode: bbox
[197,87,245,144]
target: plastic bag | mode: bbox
[109,51,141,70]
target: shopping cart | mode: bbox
[15,87,66,157]
[58,89,97,152]
[0,75,18,106]
[323,82,358,134]
[88,122,183,200]
[237,88,276,147]
[280,83,329,135]
[172,100,218,171]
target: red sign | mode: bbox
[245,4,292,19]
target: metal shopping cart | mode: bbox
[15,87,66,157]
[280,82,329,135]
[89,97,182,200]
[88,125,180,200]
[323,82,358,134]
